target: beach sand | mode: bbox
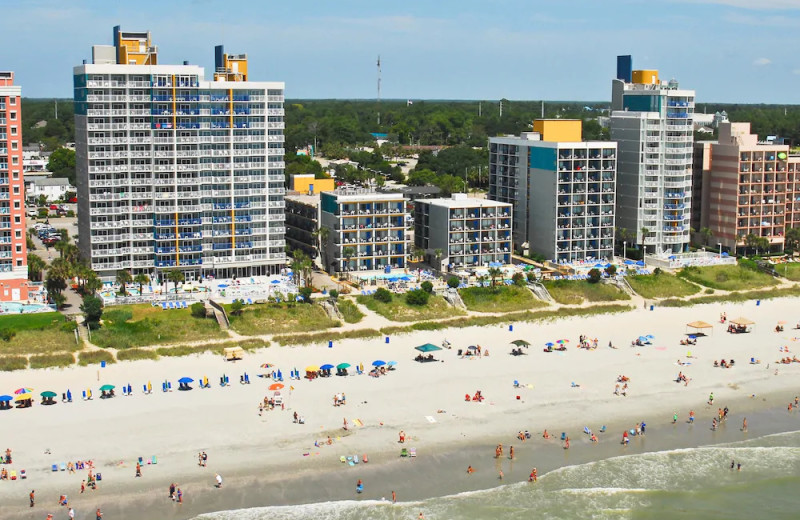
[2,297,800,519]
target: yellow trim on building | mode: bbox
[533,119,582,142]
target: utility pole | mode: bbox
[479,102,482,117]
[376,55,381,126]
[499,100,503,118]
[55,99,58,120]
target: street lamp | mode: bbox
[622,241,626,262]
[717,242,722,259]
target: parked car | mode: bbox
[49,204,59,210]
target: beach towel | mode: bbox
[425,416,436,423]
[352,419,363,427]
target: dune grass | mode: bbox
[29,353,75,369]
[117,348,160,362]
[677,264,776,291]
[155,338,270,358]
[356,294,464,322]
[0,356,28,371]
[273,328,382,346]
[78,350,116,367]
[226,303,340,336]
[459,285,547,313]
[660,285,800,307]
[543,280,630,305]
[0,312,78,355]
[92,304,226,349]
[781,263,800,281]
[627,273,700,299]
[337,299,365,323]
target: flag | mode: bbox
[407,100,413,106]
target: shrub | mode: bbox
[29,353,75,369]
[605,264,617,277]
[78,350,116,367]
[67,210,75,217]
[0,356,28,371]
[298,286,313,302]
[421,281,434,293]
[230,300,245,316]
[60,321,78,332]
[588,268,601,284]
[329,289,339,299]
[526,272,536,283]
[0,328,17,342]
[653,267,662,276]
[117,348,159,362]
[447,276,459,289]
[374,287,393,303]
[512,272,526,287]
[705,288,715,294]
[104,308,133,323]
[405,288,430,306]
[190,302,206,319]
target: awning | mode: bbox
[731,317,755,326]
[686,320,714,335]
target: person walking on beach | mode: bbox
[202,451,208,467]
[30,489,35,507]
[673,412,678,424]
[509,446,515,460]
[96,508,103,520]
[356,479,363,494]
[712,418,717,431]
[689,410,695,423]
[215,474,223,488]
[564,436,570,450]
[742,417,747,432]
[80,481,85,494]
[169,483,176,500]
[708,393,714,405]
[176,488,183,504]
[68,507,75,519]
[498,469,504,480]
[529,468,538,482]
[135,461,142,477]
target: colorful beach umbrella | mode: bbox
[14,387,32,395]
[260,363,274,369]
[14,393,31,401]
[268,383,284,391]
[320,364,335,371]
[556,339,568,344]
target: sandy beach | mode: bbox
[2,296,800,520]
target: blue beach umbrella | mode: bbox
[320,364,335,371]
[0,395,12,401]
[545,342,554,347]
[372,360,386,367]
[178,377,194,384]
[645,335,655,340]
[387,361,397,366]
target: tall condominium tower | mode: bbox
[74,27,285,281]
[610,55,694,255]
[0,72,29,301]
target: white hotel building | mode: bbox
[74,27,285,281]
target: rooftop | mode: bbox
[422,194,511,209]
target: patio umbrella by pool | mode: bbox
[268,383,284,391]
[178,377,194,384]
[372,360,386,367]
[320,364,335,371]
[415,343,442,353]
[99,384,115,392]
[510,339,531,347]
[336,363,351,370]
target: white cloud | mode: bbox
[793,69,800,75]
[753,57,772,66]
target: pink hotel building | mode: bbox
[0,72,29,301]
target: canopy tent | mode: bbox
[731,317,755,326]
[686,321,714,336]
[223,346,244,361]
[510,339,531,347]
[415,343,442,353]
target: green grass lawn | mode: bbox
[0,312,78,355]
[357,294,465,322]
[677,264,777,291]
[337,299,365,323]
[781,262,800,281]
[226,302,340,336]
[92,304,227,349]
[459,285,548,313]
[627,273,701,299]
[543,280,631,305]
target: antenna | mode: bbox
[377,55,381,126]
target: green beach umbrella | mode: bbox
[99,384,115,391]
[336,363,351,370]
[510,339,531,347]
[40,391,57,398]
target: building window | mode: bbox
[12,186,18,194]
[15,245,21,253]
[11,156,18,165]
[9,98,15,106]
[10,127,17,136]
[16,260,21,267]
[13,201,19,209]
[14,230,20,238]
[10,142,17,150]
[12,172,17,180]
[9,112,16,121]
[14,216,20,224]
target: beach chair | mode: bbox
[400,448,408,457]
[60,463,66,471]
[167,381,172,391]
[51,464,58,472]
[584,426,591,435]
[244,373,250,384]
[409,448,416,457]
[161,302,168,310]
[247,298,253,305]
[513,380,519,388]
[151,456,158,464]
[599,425,606,433]
[142,384,147,394]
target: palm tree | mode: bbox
[434,248,443,270]
[167,269,185,295]
[312,226,330,264]
[488,267,502,288]
[413,246,425,262]
[27,253,45,282]
[134,273,150,296]
[84,271,102,295]
[291,250,313,288]
[700,227,713,247]
[640,227,650,256]
[342,247,356,273]
[116,269,132,296]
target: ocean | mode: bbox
[194,430,800,520]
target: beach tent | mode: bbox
[731,317,755,326]
[223,346,244,361]
[415,343,442,353]
[510,339,531,347]
[686,321,714,336]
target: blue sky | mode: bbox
[3,0,800,102]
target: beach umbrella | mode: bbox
[99,384,115,391]
[467,345,478,351]
[638,336,648,342]
[320,364,335,371]
[66,390,72,401]
[372,360,387,367]
[271,280,281,284]
[545,342,554,347]
[178,377,194,384]
[305,365,320,372]
[688,335,697,339]
[510,339,531,347]
[268,383,284,391]
[0,395,13,401]
[14,387,32,395]
[387,361,397,366]
[40,391,57,398]
[645,335,655,340]
[556,339,568,344]
[336,363,351,370]
[260,363,274,369]
[415,343,442,353]
[14,393,31,401]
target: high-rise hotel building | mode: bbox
[0,72,29,301]
[74,27,285,281]
[610,55,694,255]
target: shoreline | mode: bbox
[2,297,800,519]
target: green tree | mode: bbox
[230,299,244,316]
[312,226,330,263]
[488,267,502,287]
[405,288,430,306]
[511,272,525,286]
[27,253,45,282]
[587,268,602,284]
[298,286,313,302]
[640,227,650,255]
[190,302,206,319]
[700,227,713,247]
[420,280,433,293]
[116,269,132,296]
[47,147,77,185]
[604,264,617,277]
[134,273,150,295]
[167,269,185,294]
[785,227,800,255]
[342,247,356,272]
[447,275,459,288]
[84,271,102,295]
[373,287,392,303]
[81,294,104,329]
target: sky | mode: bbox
[3,0,800,103]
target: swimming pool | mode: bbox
[0,302,55,314]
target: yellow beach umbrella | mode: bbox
[305,365,320,372]
[14,393,31,401]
